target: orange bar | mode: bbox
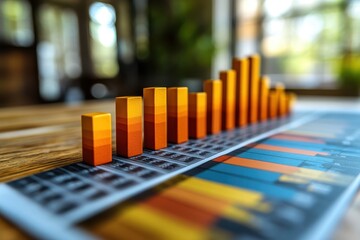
[286,93,297,115]
[268,90,278,119]
[143,87,167,150]
[203,80,222,134]
[248,54,260,124]
[116,96,143,158]
[259,76,270,121]
[82,112,112,166]
[254,143,329,156]
[167,87,188,144]
[275,83,286,117]
[220,70,236,130]
[232,58,249,127]
[214,156,298,174]
[188,92,207,139]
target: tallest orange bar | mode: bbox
[143,87,167,150]
[248,54,261,124]
[232,58,249,127]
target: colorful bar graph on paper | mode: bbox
[81,112,112,166]
[248,55,260,124]
[259,76,270,121]
[204,80,222,134]
[220,70,236,130]
[144,87,167,150]
[116,96,143,158]
[167,87,189,144]
[268,91,278,119]
[188,92,207,139]
[232,58,249,127]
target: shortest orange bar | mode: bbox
[82,112,112,166]
[268,91,278,119]
[188,92,207,139]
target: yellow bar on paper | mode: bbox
[188,92,207,139]
[143,87,167,150]
[259,76,270,121]
[116,96,143,158]
[167,87,188,144]
[220,70,236,130]
[82,112,112,166]
[203,80,222,134]
[248,54,260,124]
[232,58,249,127]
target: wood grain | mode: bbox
[0,100,358,239]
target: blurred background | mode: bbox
[0,0,360,107]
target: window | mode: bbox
[235,0,360,89]
[37,4,81,100]
[0,0,34,46]
[89,2,119,78]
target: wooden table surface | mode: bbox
[0,100,359,239]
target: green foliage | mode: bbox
[148,0,214,81]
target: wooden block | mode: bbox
[188,92,207,139]
[82,112,112,166]
[259,76,270,121]
[268,91,278,119]
[220,70,236,130]
[232,58,249,127]
[143,87,167,150]
[203,80,222,134]
[116,96,143,158]
[167,87,188,144]
[248,54,261,124]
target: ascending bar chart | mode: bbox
[81,54,296,165]
[116,96,143,158]
[81,113,112,166]
[144,87,167,150]
[167,87,188,144]
[188,92,207,139]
